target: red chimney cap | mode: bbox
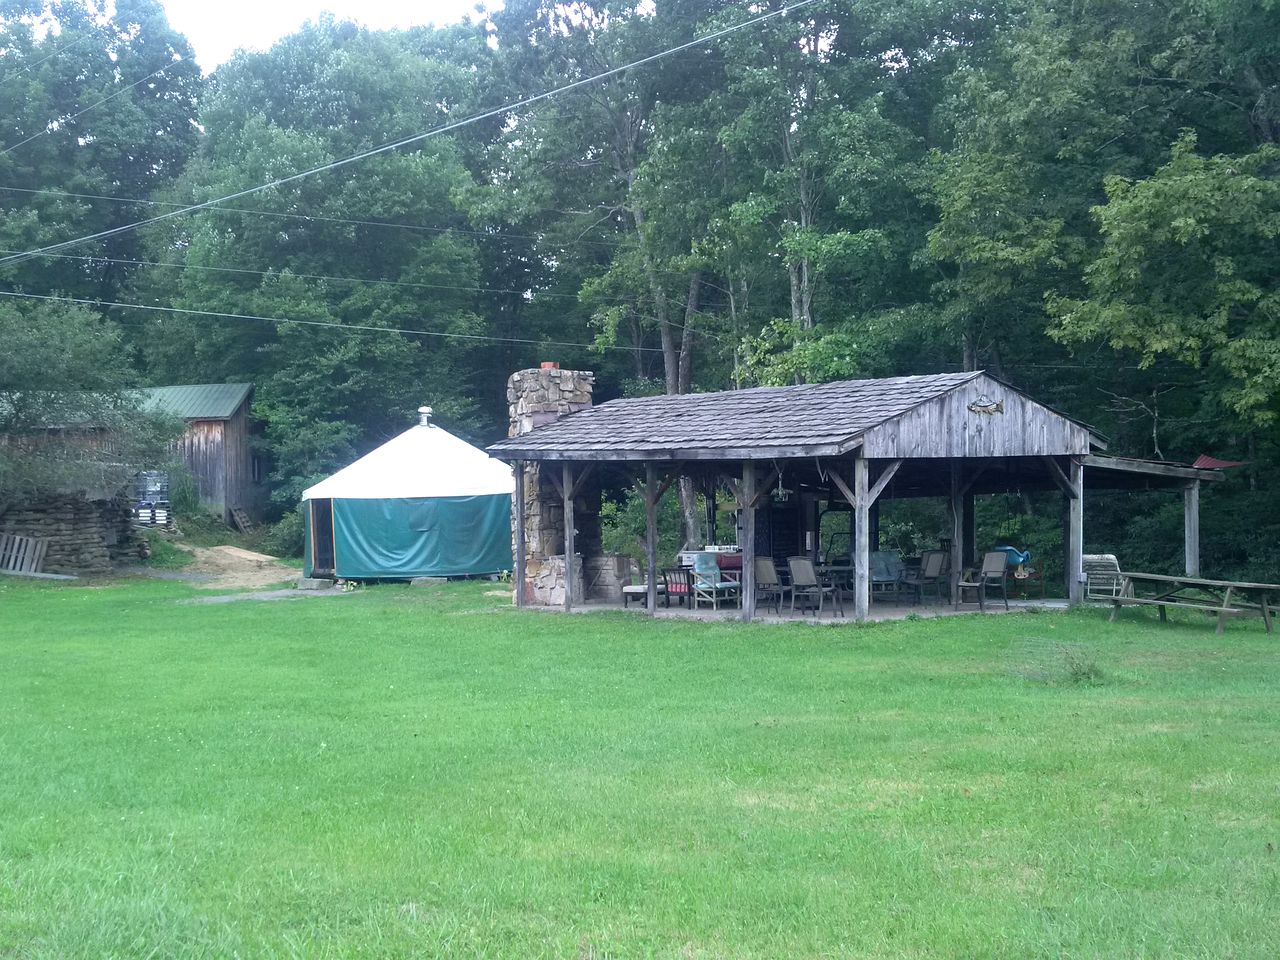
[540,361,560,370]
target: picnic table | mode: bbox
[1110,572,1279,634]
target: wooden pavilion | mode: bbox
[488,371,1221,621]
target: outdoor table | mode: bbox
[817,565,855,589]
[1111,572,1279,634]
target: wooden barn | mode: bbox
[142,384,259,524]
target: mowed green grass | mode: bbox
[1,578,1276,959]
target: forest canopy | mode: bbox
[0,0,1277,575]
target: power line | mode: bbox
[0,0,816,268]
[1,32,92,80]
[0,288,668,354]
[0,184,629,249]
[0,58,183,156]
[4,247,733,342]
[2,246,645,304]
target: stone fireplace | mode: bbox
[506,365,601,605]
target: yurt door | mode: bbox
[310,499,336,576]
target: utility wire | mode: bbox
[0,58,182,156]
[1,32,92,80]
[4,247,733,341]
[0,0,816,267]
[0,184,629,249]
[3,247,643,304]
[0,289,668,354]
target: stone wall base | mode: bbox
[585,554,635,603]
[0,495,137,574]
[524,554,584,606]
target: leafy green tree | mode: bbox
[0,300,177,501]
[0,0,202,300]
[1052,135,1280,423]
[133,19,496,510]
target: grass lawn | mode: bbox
[1,577,1276,958]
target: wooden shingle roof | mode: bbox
[489,371,988,461]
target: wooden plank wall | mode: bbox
[860,374,1093,459]
[171,399,254,522]
[222,404,253,518]
[175,420,228,519]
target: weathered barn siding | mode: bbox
[222,403,253,519]
[859,374,1094,459]
[176,419,229,517]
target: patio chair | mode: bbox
[754,557,788,615]
[622,568,667,608]
[1083,554,1130,600]
[663,567,693,608]
[871,550,906,600]
[901,549,947,604]
[691,552,741,611]
[955,550,1011,612]
[788,556,841,617]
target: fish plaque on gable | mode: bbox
[967,394,1004,416]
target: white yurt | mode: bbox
[302,408,513,579]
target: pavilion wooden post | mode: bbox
[962,492,977,568]
[853,455,871,621]
[1184,480,1201,577]
[513,460,527,608]
[829,456,901,622]
[562,462,576,612]
[645,463,659,615]
[1066,457,1084,604]
[949,462,965,603]
[741,462,757,621]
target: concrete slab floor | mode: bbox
[520,597,1072,625]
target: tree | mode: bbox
[0,0,202,302]
[0,299,177,502]
[1051,135,1280,423]
[133,18,496,510]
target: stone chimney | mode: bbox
[506,366,596,604]
[507,364,594,438]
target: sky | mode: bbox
[160,0,495,71]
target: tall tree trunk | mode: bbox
[962,326,978,372]
[676,272,701,545]
[631,206,679,393]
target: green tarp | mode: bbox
[305,494,511,579]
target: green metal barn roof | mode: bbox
[140,383,253,421]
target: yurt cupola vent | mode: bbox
[418,406,433,427]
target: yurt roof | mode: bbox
[302,422,514,500]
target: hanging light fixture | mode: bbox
[772,463,789,502]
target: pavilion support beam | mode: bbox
[705,479,717,545]
[513,461,527,608]
[741,462,757,621]
[1066,457,1084,604]
[1184,480,1201,577]
[853,455,871,622]
[949,462,965,604]
[962,492,976,568]
[562,462,576,612]
[645,463,659,615]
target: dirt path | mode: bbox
[182,545,299,590]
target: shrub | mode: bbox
[260,510,305,559]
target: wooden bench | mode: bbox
[1109,572,1277,634]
